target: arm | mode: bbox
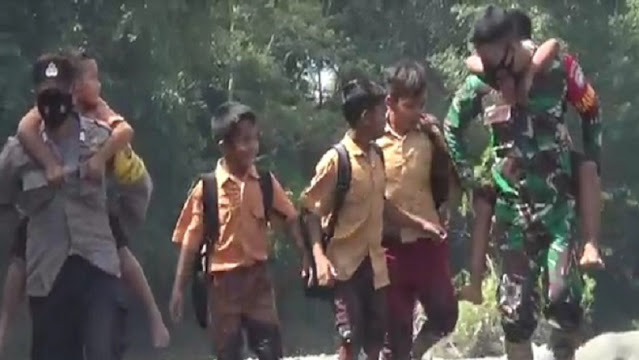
[564,54,602,172]
[383,200,446,241]
[443,75,485,190]
[92,99,134,164]
[299,151,339,284]
[93,123,134,164]
[269,174,306,258]
[531,38,560,74]
[16,107,59,170]
[171,181,205,294]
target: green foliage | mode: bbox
[439,257,503,358]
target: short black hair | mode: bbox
[471,5,515,46]
[211,101,257,143]
[341,78,385,128]
[383,59,427,98]
[507,9,532,40]
[32,53,75,95]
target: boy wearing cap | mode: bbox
[0,53,129,360]
[169,102,309,360]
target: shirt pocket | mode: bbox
[345,168,372,205]
[249,197,267,229]
[19,170,54,213]
[216,195,234,227]
[76,179,108,209]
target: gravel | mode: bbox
[278,344,555,360]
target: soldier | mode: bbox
[443,6,603,360]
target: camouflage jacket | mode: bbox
[443,53,602,206]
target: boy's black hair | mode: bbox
[383,59,427,98]
[470,5,515,46]
[63,47,95,79]
[341,79,385,128]
[211,101,257,143]
[507,8,532,40]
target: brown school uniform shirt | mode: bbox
[376,122,441,243]
[172,159,298,273]
[300,131,389,289]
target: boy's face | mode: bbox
[223,119,259,170]
[363,102,387,139]
[73,59,101,108]
[387,92,426,127]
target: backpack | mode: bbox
[417,114,460,208]
[191,168,274,328]
[301,142,384,300]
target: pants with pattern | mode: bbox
[495,197,584,359]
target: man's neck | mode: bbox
[350,130,372,151]
[388,111,414,136]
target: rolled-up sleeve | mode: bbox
[299,150,338,217]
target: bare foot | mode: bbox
[580,242,605,269]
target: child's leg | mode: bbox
[0,257,26,354]
[118,247,170,348]
[459,189,495,304]
[576,160,603,267]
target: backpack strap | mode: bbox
[257,169,274,221]
[200,172,219,245]
[324,143,351,242]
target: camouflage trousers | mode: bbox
[494,197,584,359]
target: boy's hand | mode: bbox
[438,202,451,228]
[85,154,107,180]
[150,318,170,348]
[421,220,447,242]
[580,241,605,269]
[45,163,65,186]
[458,284,483,305]
[314,253,336,287]
[168,288,184,324]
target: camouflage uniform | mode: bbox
[443,53,601,359]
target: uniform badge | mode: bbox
[45,62,58,78]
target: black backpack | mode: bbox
[301,142,384,300]
[190,169,274,328]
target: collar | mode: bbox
[215,158,259,185]
[41,112,85,143]
[341,130,369,157]
[384,112,419,139]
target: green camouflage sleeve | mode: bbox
[443,75,485,189]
